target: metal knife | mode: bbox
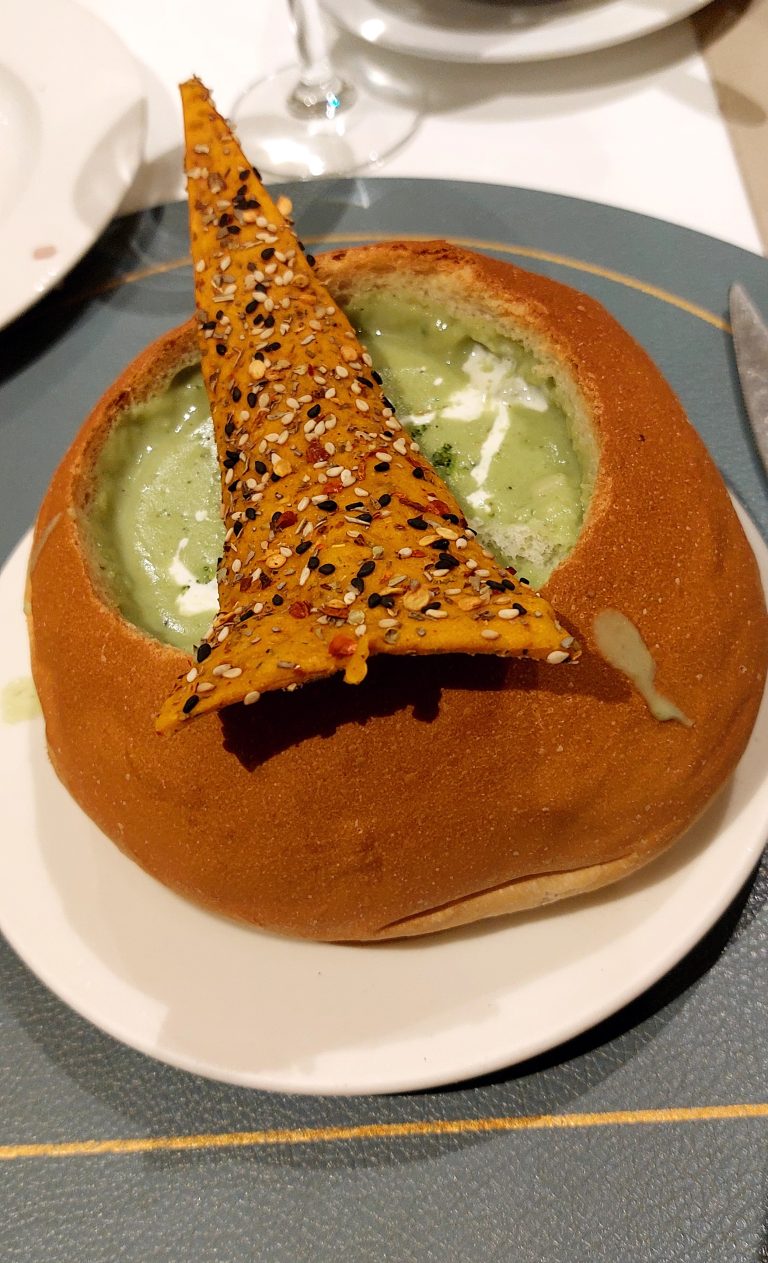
[729,283,768,476]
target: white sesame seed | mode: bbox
[498,607,520,620]
[481,629,500,640]
[244,691,261,705]
[547,650,570,664]
[425,609,449,620]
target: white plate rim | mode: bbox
[1,504,767,1096]
[321,0,709,64]
[0,0,146,330]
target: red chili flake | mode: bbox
[427,498,452,516]
[329,633,357,658]
[274,510,297,531]
[288,601,311,619]
[396,494,429,513]
[306,439,328,464]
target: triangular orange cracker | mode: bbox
[156,79,578,732]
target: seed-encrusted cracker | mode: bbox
[156,78,578,732]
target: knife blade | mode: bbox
[729,283,768,477]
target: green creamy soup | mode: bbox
[88,369,224,649]
[346,295,584,590]
[87,301,587,650]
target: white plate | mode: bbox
[1,514,767,1096]
[0,0,145,330]
[321,0,709,64]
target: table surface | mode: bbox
[2,3,768,1261]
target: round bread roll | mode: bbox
[27,242,768,940]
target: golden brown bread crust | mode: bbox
[27,242,768,940]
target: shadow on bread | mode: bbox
[220,642,630,772]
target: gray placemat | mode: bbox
[1,181,767,1263]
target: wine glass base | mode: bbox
[234,65,419,179]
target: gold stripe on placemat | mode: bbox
[74,236,730,332]
[2,1104,767,1161]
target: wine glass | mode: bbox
[234,0,419,178]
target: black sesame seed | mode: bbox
[233,521,244,537]
[372,370,383,385]
[357,376,373,388]
[428,538,447,550]
[380,595,395,609]
[318,563,336,576]
[379,494,392,507]
[374,462,390,473]
[306,253,316,267]
[252,314,264,327]
[231,386,242,402]
[307,403,321,419]
[264,341,281,353]
[344,502,363,511]
[196,643,212,663]
[223,454,239,469]
[367,592,382,608]
[245,301,258,315]
[412,467,425,480]
[261,246,275,260]
[245,507,257,520]
[218,213,231,227]
[247,392,258,407]
[519,577,531,585]
[183,695,201,714]
[215,343,226,356]
[239,169,250,180]
[357,560,376,578]
[351,577,365,592]
[424,601,441,612]
[407,516,428,531]
[317,499,337,512]
[486,579,504,592]
[254,460,267,475]
[441,513,460,525]
[272,594,284,606]
[296,540,312,554]
[224,420,235,438]
[512,602,528,615]
[308,556,320,570]
[382,396,395,411]
[502,579,516,591]
[356,512,373,524]
[240,609,254,621]
[263,314,275,328]
[270,473,280,483]
[201,320,216,331]
[227,224,241,235]
[436,553,459,570]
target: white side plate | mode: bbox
[0,0,145,329]
[321,0,709,64]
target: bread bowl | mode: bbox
[26,224,768,940]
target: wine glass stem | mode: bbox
[287,0,355,118]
